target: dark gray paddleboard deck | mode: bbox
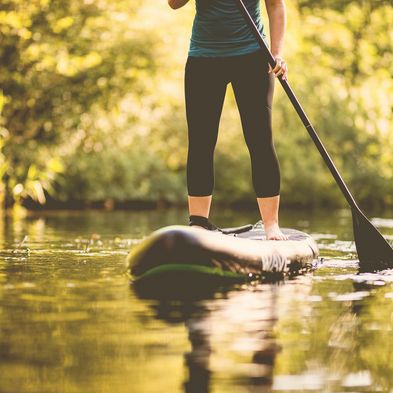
[127,221,319,284]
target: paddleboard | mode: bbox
[127,221,319,293]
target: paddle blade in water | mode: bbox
[352,208,393,272]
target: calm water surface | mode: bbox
[1,208,393,393]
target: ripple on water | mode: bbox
[329,291,370,301]
[370,217,393,229]
[272,372,325,391]
[331,270,393,285]
[317,240,356,253]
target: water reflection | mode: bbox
[137,273,393,392]
[140,284,284,393]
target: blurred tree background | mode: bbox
[0,0,392,210]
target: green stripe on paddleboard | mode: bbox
[134,264,247,282]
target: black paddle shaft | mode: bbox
[234,0,359,210]
[235,0,393,270]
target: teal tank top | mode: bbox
[188,0,267,57]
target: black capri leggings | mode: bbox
[184,49,280,198]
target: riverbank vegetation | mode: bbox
[1,0,392,210]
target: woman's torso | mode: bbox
[189,0,266,57]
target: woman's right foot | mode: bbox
[264,222,288,240]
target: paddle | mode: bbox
[234,0,393,272]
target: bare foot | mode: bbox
[264,222,288,240]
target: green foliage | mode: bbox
[0,0,155,205]
[58,133,186,203]
[1,0,392,208]
[284,0,393,206]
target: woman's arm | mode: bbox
[168,0,190,9]
[264,0,288,80]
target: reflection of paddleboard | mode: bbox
[127,221,319,292]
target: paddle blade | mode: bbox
[352,208,393,272]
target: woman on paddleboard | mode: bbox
[168,0,288,240]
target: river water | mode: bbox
[0,208,393,393]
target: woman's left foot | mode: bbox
[264,222,288,240]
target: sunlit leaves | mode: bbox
[0,0,154,207]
